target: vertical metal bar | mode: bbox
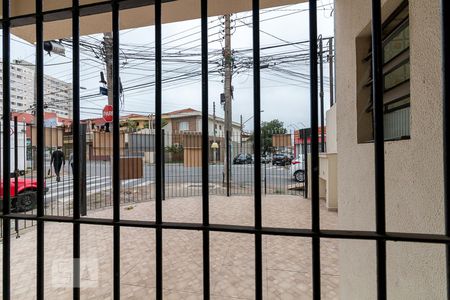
[2,0,11,297]
[442,1,450,297]
[14,117,18,196]
[14,117,19,237]
[309,1,321,299]
[112,0,121,299]
[303,129,308,199]
[371,1,387,299]
[162,129,165,201]
[328,38,334,107]
[155,0,163,299]
[319,35,325,153]
[81,125,87,216]
[200,0,210,298]
[252,0,263,298]
[72,0,81,298]
[264,161,267,195]
[35,0,45,297]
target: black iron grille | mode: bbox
[0,0,449,299]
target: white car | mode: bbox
[290,155,305,182]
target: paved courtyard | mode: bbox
[0,195,338,299]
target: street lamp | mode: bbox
[241,110,265,128]
[211,141,219,164]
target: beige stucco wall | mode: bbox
[335,0,445,299]
[326,105,338,154]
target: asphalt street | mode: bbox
[40,160,297,201]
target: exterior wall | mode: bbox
[171,116,198,133]
[336,0,445,299]
[326,105,337,154]
[128,117,149,129]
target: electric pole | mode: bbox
[103,32,114,107]
[328,37,334,107]
[223,14,233,186]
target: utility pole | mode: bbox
[223,14,233,186]
[328,37,334,107]
[103,32,114,107]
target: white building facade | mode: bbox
[0,60,72,118]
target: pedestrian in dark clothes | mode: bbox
[51,146,65,182]
[69,153,74,175]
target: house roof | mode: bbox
[164,108,199,116]
[163,107,242,127]
[11,112,34,124]
[11,112,73,126]
[84,114,148,125]
[120,113,148,120]
[85,117,107,126]
[82,108,241,127]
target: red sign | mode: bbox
[103,105,113,122]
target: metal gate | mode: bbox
[1,1,450,300]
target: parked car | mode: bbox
[272,153,292,166]
[290,155,305,182]
[233,153,253,164]
[0,178,47,212]
[261,154,272,164]
[248,154,271,164]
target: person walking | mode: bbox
[69,152,74,175]
[51,146,65,182]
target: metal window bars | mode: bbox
[0,0,448,299]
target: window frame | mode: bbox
[364,0,411,141]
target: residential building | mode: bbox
[0,60,72,118]
[335,0,445,298]
[161,108,241,140]
[83,109,242,162]
[83,108,241,142]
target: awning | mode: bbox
[1,0,306,43]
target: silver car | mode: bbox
[289,155,305,182]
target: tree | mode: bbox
[249,119,287,154]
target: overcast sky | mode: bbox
[4,0,334,132]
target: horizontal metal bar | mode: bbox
[2,214,450,244]
[1,0,175,29]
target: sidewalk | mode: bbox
[0,195,339,299]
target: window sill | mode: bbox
[358,135,410,144]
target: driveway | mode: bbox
[0,195,338,299]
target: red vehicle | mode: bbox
[0,178,47,212]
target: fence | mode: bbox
[0,126,310,237]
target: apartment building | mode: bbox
[0,60,72,118]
